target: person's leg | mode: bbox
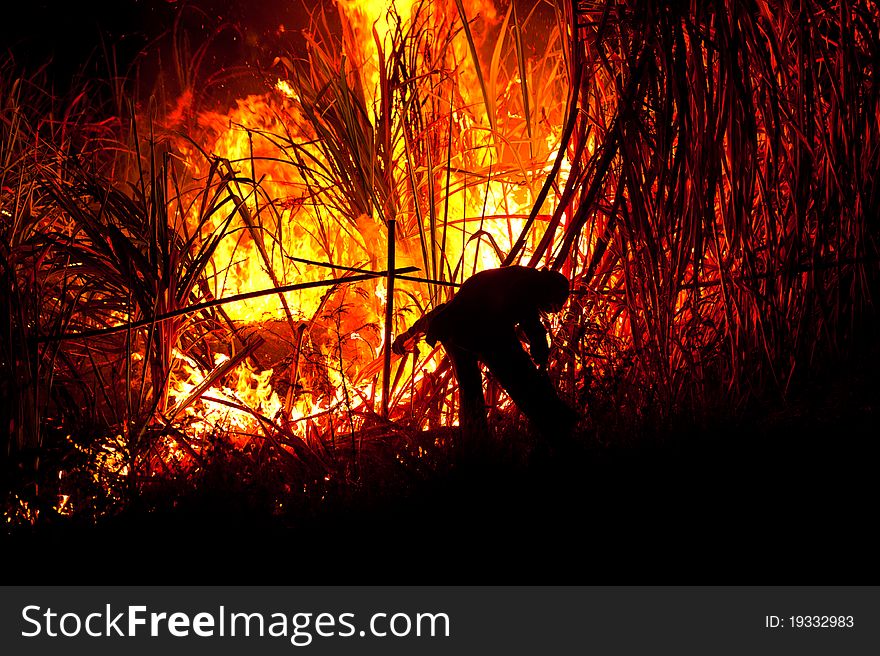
[444,341,489,438]
[481,339,578,440]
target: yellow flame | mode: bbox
[155,0,571,461]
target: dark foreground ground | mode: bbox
[5,339,878,585]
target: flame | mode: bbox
[168,351,283,436]
[336,0,418,109]
[151,0,572,470]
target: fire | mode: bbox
[147,0,573,472]
[1,0,873,540]
[168,351,282,435]
[336,0,418,107]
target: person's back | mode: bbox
[425,266,568,353]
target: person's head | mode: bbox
[537,270,570,313]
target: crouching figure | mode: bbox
[392,266,578,441]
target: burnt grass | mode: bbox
[6,329,878,585]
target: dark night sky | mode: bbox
[1,1,315,93]
[1,1,549,99]
[3,1,171,74]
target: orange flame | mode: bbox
[155,0,572,465]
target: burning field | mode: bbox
[2,0,879,580]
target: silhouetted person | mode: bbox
[393,266,578,441]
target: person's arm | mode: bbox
[520,311,549,368]
[392,303,447,355]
